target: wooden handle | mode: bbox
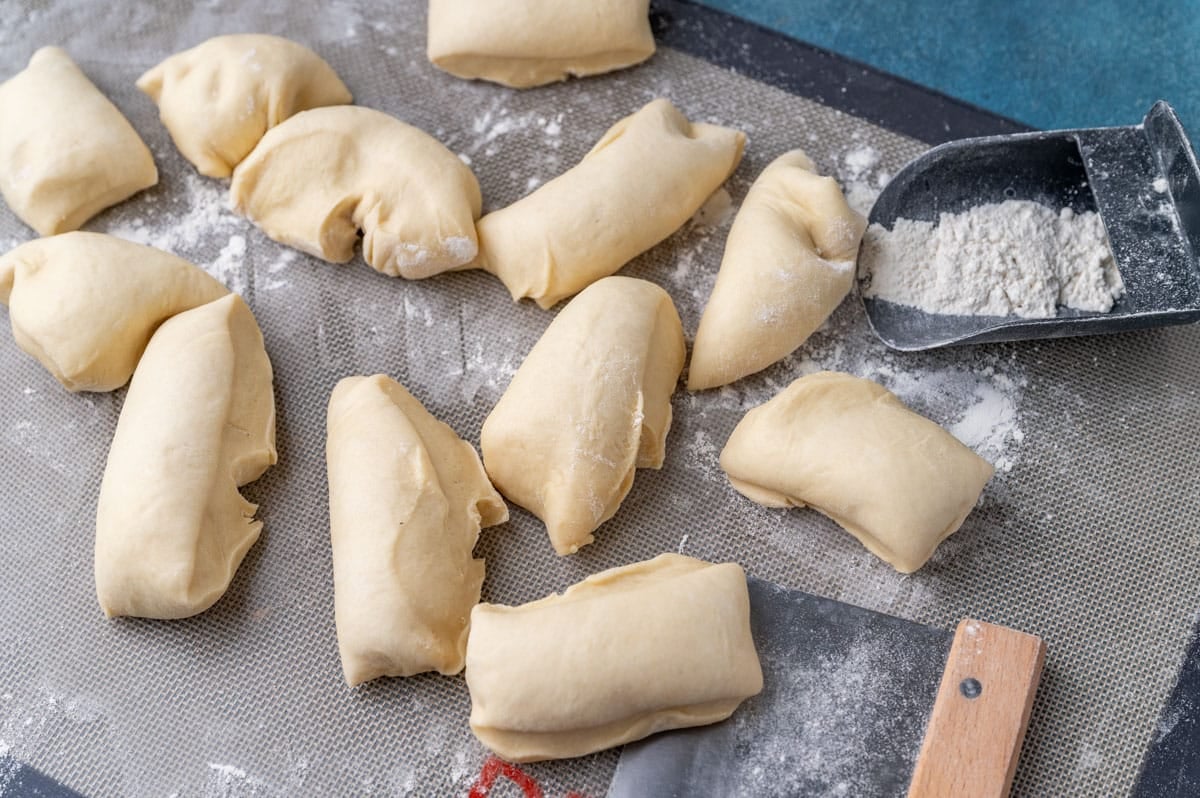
[907,619,1046,798]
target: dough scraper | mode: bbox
[858,101,1200,350]
[606,577,1045,798]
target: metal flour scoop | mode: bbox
[858,101,1200,350]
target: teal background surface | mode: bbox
[695,0,1200,140]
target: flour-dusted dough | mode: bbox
[689,151,866,390]
[138,34,352,178]
[476,99,744,308]
[720,371,994,573]
[0,233,228,392]
[427,0,655,88]
[327,375,508,685]
[230,106,481,279]
[95,294,276,619]
[465,553,763,762]
[481,277,684,555]
[0,47,156,236]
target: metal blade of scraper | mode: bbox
[607,578,1045,798]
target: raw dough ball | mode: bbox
[481,276,684,555]
[230,105,482,279]
[427,0,655,88]
[138,34,352,178]
[327,375,508,685]
[0,47,156,235]
[689,150,866,390]
[465,553,763,762]
[95,294,277,619]
[0,232,228,392]
[720,371,994,573]
[475,98,744,308]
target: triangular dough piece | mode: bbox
[0,232,228,392]
[688,150,866,390]
[138,34,351,178]
[481,276,685,554]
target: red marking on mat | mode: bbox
[468,757,542,798]
[467,756,587,798]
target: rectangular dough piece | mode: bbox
[427,0,655,88]
[475,98,744,308]
[720,371,995,573]
[465,553,763,762]
[326,375,508,684]
[94,294,276,619]
[0,47,156,235]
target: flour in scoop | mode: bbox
[859,200,1124,318]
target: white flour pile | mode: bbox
[859,200,1124,318]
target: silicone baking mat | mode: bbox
[1,1,1198,795]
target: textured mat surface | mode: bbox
[0,2,1198,796]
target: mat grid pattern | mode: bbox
[1,2,1197,796]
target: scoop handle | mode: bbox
[907,619,1046,798]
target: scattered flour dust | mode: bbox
[859,200,1124,318]
[838,142,889,218]
[102,171,253,295]
[843,144,880,181]
[455,99,565,160]
[729,612,942,798]
[1072,741,1106,783]
[202,754,309,798]
[682,317,1028,478]
[204,762,278,798]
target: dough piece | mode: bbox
[720,371,994,573]
[327,375,508,685]
[476,99,744,308]
[481,276,684,554]
[427,0,655,89]
[138,34,352,178]
[0,232,228,392]
[95,294,277,619]
[230,106,481,279]
[465,553,763,762]
[689,151,866,390]
[0,47,156,235]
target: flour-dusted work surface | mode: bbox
[0,1,1198,797]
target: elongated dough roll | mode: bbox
[476,99,744,308]
[327,375,508,685]
[138,34,351,178]
[720,371,993,573]
[481,276,684,554]
[0,47,156,235]
[689,151,866,390]
[427,0,655,88]
[230,106,482,279]
[95,294,276,619]
[465,553,763,762]
[0,233,228,392]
